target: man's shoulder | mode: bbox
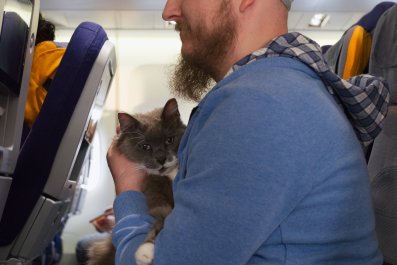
[217,56,329,103]
[236,56,320,84]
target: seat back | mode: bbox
[322,2,395,161]
[0,0,38,222]
[367,4,397,264]
[0,21,116,263]
[323,1,395,79]
[322,4,397,262]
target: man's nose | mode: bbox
[162,0,181,22]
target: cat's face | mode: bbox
[116,98,186,176]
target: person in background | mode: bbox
[107,0,388,264]
[75,208,115,265]
[24,13,66,128]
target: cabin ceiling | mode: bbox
[40,0,394,31]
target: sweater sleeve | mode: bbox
[112,191,154,265]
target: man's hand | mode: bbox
[107,140,147,195]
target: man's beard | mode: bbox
[169,1,237,102]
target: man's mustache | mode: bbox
[175,22,190,33]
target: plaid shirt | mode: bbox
[227,32,390,148]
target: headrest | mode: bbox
[355,1,395,32]
[0,12,29,95]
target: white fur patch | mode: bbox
[135,242,155,265]
[144,155,178,177]
[167,167,178,180]
[163,155,177,169]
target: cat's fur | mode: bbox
[87,98,186,265]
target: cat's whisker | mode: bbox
[144,162,158,169]
[136,165,147,172]
[134,140,146,147]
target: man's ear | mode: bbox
[239,0,255,12]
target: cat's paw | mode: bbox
[135,242,154,265]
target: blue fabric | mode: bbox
[354,2,395,32]
[229,32,389,148]
[113,57,382,264]
[0,22,108,246]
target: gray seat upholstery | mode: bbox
[367,5,397,265]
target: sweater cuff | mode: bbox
[113,191,148,221]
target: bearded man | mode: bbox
[107,0,387,264]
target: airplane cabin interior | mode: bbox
[0,0,396,264]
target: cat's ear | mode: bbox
[161,98,180,122]
[118,112,140,131]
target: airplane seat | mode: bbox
[322,4,397,262]
[0,21,116,264]
[367,4,397,265]
[323,1,395,79]
[0,3,39,227]
[322,2,395,161]
[353,1,395,32]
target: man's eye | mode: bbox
[165,137,175,145]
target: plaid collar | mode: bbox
[226,32,390,148]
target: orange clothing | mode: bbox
[342,25,372,80]
[24,41,66,127]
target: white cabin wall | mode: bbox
[54,28,344,258]
[299,30,344,46]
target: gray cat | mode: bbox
[87,98,186,265]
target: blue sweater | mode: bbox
[113,57,382,265]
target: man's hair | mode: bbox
[35,13,55,45]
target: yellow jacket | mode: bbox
[24,41,66,127]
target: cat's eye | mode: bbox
[165,137,175,145]
[141,144,152,151]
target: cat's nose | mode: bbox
[156,157,166,165]
[155,152,166,165]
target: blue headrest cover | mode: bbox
[355,1,395,32]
